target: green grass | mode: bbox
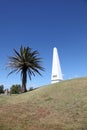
[0,77,87,130]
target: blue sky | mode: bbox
[0,0,87,89]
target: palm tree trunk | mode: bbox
[22,70,27,93]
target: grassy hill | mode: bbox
[0,77,87,130]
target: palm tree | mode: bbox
[7,46,44,93]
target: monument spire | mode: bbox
[51,47,63,83]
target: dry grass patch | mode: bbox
[0,77,87,130]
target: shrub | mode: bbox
[10,84,21,94]
[0,85,4,94]
[29,87,34,91]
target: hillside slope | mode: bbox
[0,77,87,130]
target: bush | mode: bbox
[0,85,4,94]
[29,87,34,91]
[10,84,21,94]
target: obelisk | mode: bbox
[51,47,63,83]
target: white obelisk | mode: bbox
[51,47,63,83]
